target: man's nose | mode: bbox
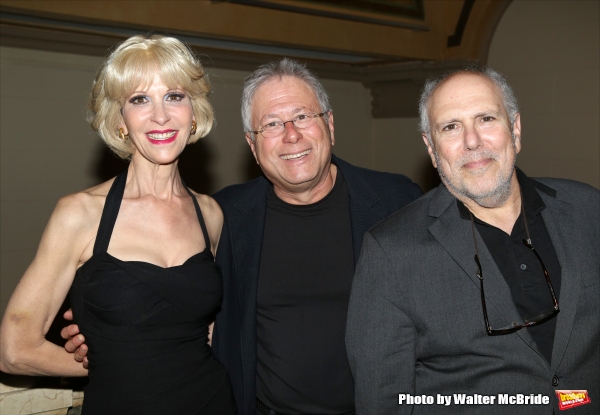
[464,124,483,151]
[282,120,301,143]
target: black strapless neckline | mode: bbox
[104,246,213,269]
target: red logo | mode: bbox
[555,390,591,410]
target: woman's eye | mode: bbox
[129,95,147,105]
[265,121,279,128]
[166,93,185,101]
[296,114,308,120]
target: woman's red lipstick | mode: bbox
[146,130,178,145]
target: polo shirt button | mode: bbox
[552,375,559,386]
[520,264,527,270]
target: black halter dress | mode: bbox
[69,171,236,414]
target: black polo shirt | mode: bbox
[458,169,562,363]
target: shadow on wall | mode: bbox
[243,150,264,185]
[179,139,215,194]
[88,144,129,183]
[419,159,442,193]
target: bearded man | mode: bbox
[346,68,599,415]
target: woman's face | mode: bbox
[120,74,194,165]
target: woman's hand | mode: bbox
[61,309,89,369]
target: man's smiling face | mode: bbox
[423,72,521,208]
[246,76,335,200]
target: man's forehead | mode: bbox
[254,76,316,103]
[251,76,320,125]
[429,73,504,114]
[433,73,500,102]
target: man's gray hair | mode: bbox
[419,67,519,142]
[241,58,331,139]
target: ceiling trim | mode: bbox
[447,0,475,47]
[0,11,386,64]
[225,0,429,30]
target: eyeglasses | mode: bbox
[469,204,559,336]
[249,112,327,138]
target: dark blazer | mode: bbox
[346,177,599,414]
[212,155,422,415]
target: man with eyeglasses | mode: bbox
[346,67,599,414]
[211,58,422,415]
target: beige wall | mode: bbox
[1,48,102,316]
[488,0,599,188]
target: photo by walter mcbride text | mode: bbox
[398,393,551,406]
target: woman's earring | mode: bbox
[118,128,129,141]
[190,120,197,136]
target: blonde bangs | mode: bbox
[105,50,160,102]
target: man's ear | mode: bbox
[422,134,437,168]
[327,111,335,146]
[512,113,522,154]
[245,133,259,165]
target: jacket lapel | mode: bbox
[427,185,546,359]
[229,178,269,339]
[335,156,384,267]
[540,194,580,372]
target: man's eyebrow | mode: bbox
[260,113,279,121]
[259,107,306,121]
[435,109,504,126]
[435,118,460,128]
[475,110,502,118]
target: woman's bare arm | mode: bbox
[0,192,100,376]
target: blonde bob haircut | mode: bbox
[88,35,214,159]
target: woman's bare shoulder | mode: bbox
[187,190,223,250]
[56,179,114,220]
[187,191,223,221]
[46,178,119,262]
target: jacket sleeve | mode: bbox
[346,231,417,415]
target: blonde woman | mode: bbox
[0,35,236,414]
